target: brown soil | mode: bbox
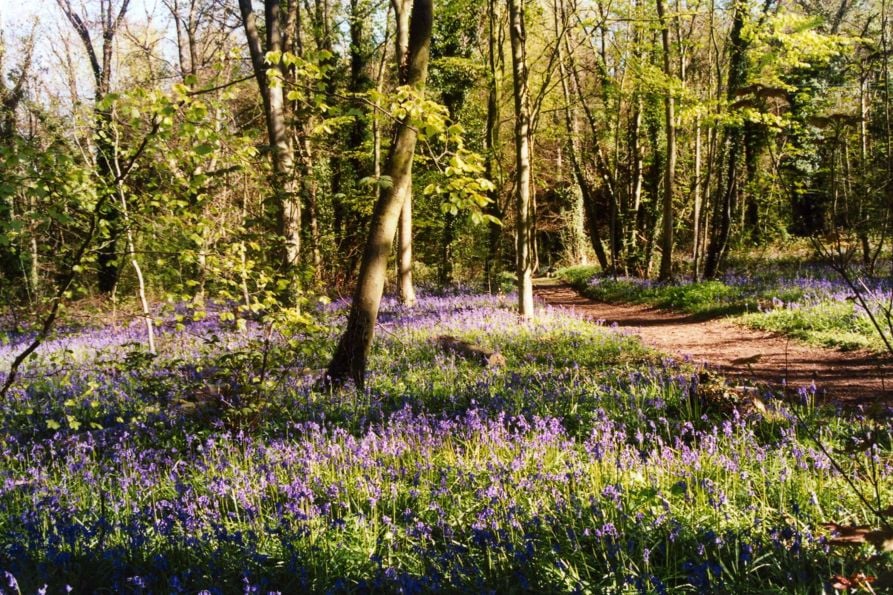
[535,281,893,407]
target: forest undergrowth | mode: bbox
[0,290,890,593]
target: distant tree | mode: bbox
[395,0,419,307]
[656,0,677,281]
[0,30,35,289]
[55,0,132,293]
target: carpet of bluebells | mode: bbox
[563,262,893,352]
[0,292,891,593]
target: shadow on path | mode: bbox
[535,281,893,408]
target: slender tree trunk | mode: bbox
[508,0,534,317]
[112,128,156,354]
[881,0,893,271]
[398,192,417,305]
[285,0,322,279]
[394,0,417,306]
[627,95,644,272]
[642,112,663,277]
[556,4,609,270]
[858,71,872,264]
[301,140,322,276]
[440,213,455,286]
[692,118,703,279]
[28,200,39,296]
[704,0,748,278]
[656,0,676,281]
[266,0,300,281]
[484,0,503,291]
[120,193,156,355]
[372,5,392,181]
[743,120,763,242]
[55,0,131,294]
[239,0,301,294]
[240,175,252,311]
[325,0,432,387]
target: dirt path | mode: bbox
[535,281,893,407]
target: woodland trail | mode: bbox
[535,280,893,407]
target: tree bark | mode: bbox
[394,0,417,306]
[704,0,747,278]
[656,0,676,281]
[325,0,432,387]
[692,118,703,279]
[508,0,535,318]
[239,0,301,292]
[398,190,417,305]
[439,212,456,287]
[484,0,503,291]
[556,4,609,270]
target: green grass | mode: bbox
[557,265,890,353]
[558,266,752,317]
[740,301,884,351]
[2,294,892,592]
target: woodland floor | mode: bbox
[535,279,893,408]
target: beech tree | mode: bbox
[656,0,677,281]
[508,0,534,317]
[325,0,433,387]
[238,0,301,291]
[394,0,418,307]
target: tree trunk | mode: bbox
[858,72,872,265]
[692,119,703,279]
[556,7,609,270]
[286,0,322,279]
[394,0,417,306]
[743,120,763,243]
[656,0,676,281]
[325,0,432,387]
[704,0,747,278]
[508,0,534,318]
[239,0,301,293]
[440,212,455,287]
[639,107,663,277]
[398,192,417,305]
[484,0,503,291]
[627,95,644,273]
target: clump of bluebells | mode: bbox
[0,291,890,592]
